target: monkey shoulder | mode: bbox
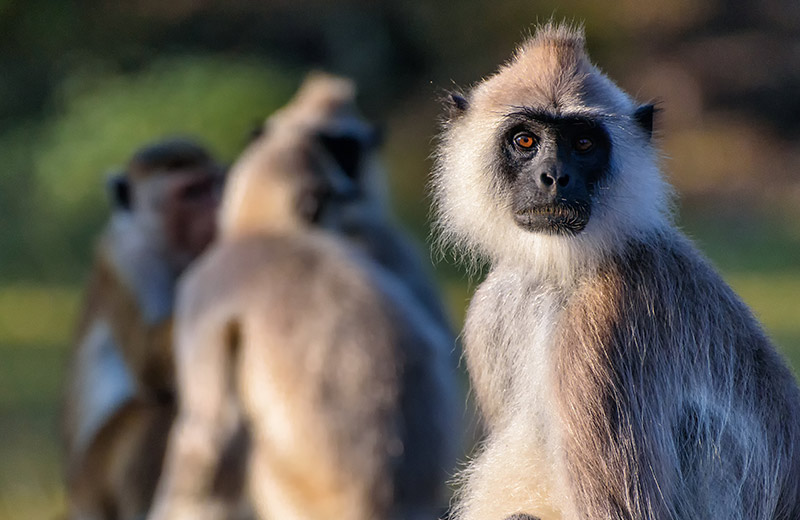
[178,233,395,326]
[561,231,792,379]
[597,231,775,349]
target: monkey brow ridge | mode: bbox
[503,106,628,125]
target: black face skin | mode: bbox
[296,125,382,224]
[496,109,612,236]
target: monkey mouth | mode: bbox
[513,203,590,235]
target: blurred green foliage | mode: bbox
[37,57,295,215]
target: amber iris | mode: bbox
[514,134,535,149]
[574,136,594,152]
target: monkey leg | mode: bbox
[111,403,175,520]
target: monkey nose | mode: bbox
[538,171,571,191]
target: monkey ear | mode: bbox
[633,104,657,140]
[443,91,469,120]
[107,172,132,211]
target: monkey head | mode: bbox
[219,72,383,238]
[107,138,224,271]
[433,23,672,275]
[271,72,383,226]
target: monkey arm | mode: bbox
[63,319,137,465]
[63,248,140,467]
[64,251,165,520]
[553,240,702,519]
[148,273,242,520]
[94,251,176,399]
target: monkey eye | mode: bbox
[513,133,537,150]
[573,136,594,153]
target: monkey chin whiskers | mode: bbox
[512,203,590,236]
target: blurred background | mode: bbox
[1,0,799,517]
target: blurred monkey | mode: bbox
[62,138,224,520]
[254,72,462,496]
[256,72,454,330]
[150,74,459,520]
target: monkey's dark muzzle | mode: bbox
[513,202,590,236]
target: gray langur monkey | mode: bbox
[62,138,224,520]
[149,73,459,520]
[258,72,455,332]
[431,23,800,520]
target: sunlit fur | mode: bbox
[218,74,357,239]
[223,73,455,330]
[219,72,389,239]
[433,22,800,520]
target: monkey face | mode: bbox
[163,167,223,261]
[131,165,223,269]
[307,125,382,223]
[220,72,389,239]
[272,119,381,230]
[432,29,669,275]
[497,112,611,236]
[296,131,365,222]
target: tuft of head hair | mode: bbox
[218,72,365,240]
[431,21,673,282]
[217,122,317,239]
[266,71,358,130]
[519,20,586,50]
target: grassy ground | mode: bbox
[1,214,798,520]
[0,287,76,519]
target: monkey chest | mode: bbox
[464,274,574,517]
[464,273,564,428]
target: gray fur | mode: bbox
[555,230,800,519]
[433,22,800,520]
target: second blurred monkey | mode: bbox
[255,73,454,330]
[63,139,224,520]
[150,74,459,520]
